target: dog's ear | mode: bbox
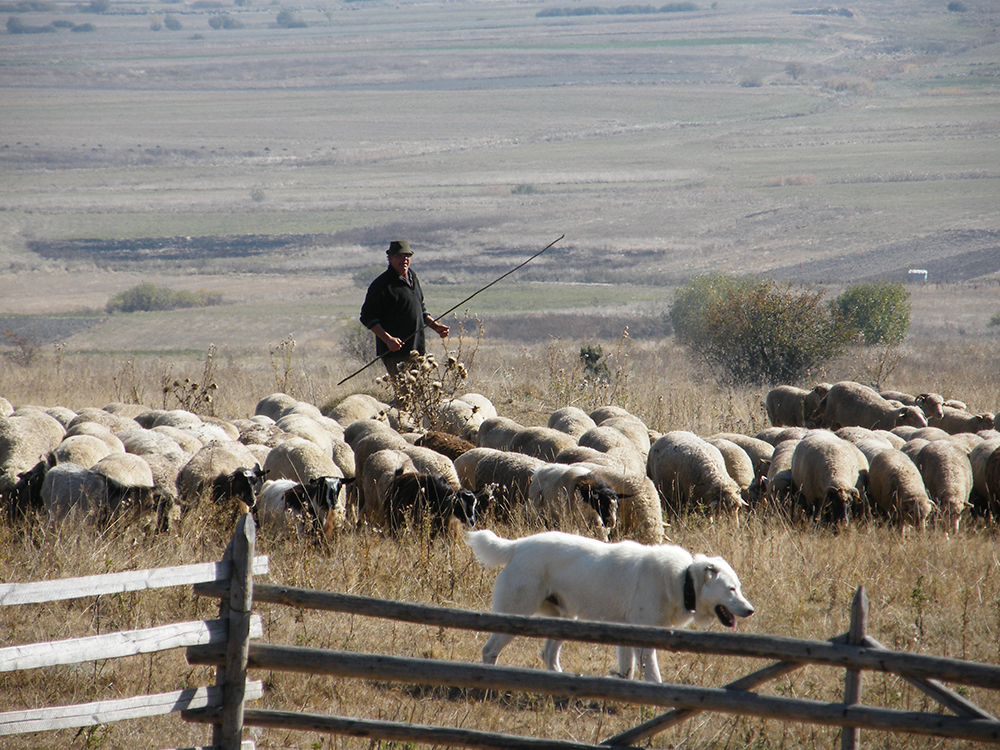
[705,563,717,577]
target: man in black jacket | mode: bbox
[359,240,449,376]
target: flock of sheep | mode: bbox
[1,378,998,541]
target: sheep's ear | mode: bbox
[615,493,634,500]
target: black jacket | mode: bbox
[359,266,428,357]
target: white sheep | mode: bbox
[548,407,597,438]
[328,393,390,424]
[597,415,651,459]
[789,430,864,524]
[44,406,77,429]
[765,385,811,427]
[254,392,300,422]
[67,407,138,435]
[917,439,973,533]
[755,426,809,446]
[65,421,127,454]
[360,448,416,527]
[476,416,524,450]
[969,437,1000,520]
[821,381,928,431]
[588,405,633,424]
[708,432,775,482]
[454,447,503,490]
[457,392,498,421]
[929,406,994,435]
[704,436,756,504]
[118,428,190,466]
[867,448,933,530]
[647,431,745,516]
[762,438,800,508]
[178,440,268,509]
[471,450,546,522]
[510,426,579,462]
[1,410,65,495]
[53,434,113,469]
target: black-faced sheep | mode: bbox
[572,460,664,544]
[256,476,350,538]
[527,463,618,539]
[383,470,478,536]
[178,440,269,513]
[916,439,973,533]
[867,448,933,530]
[821,381,928,431]
[789,430,863,524]
[6,457,50,521]
[42,454,156,528]
[647,431,745,516]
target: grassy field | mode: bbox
[1,0,1000,746]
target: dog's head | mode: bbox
[686,555,754,630]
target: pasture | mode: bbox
[1,0,1000,746]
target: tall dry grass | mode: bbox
[2,336,1000,749]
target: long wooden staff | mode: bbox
[337,234,564,386]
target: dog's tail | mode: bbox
[464,529,516,568]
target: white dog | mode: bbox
[465,529,754,682]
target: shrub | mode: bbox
[163,13,180,29]
[579,344,610,382]
[671,274,853,385]
[785,61,807,80]
[84,0,108,12]
[106,282,222,313]
[71,21,95,30]
[739,75,763,88]
[275,8,306,27]
[832,282,911,346]
[947,1,966,11]
[989,309,1000,328]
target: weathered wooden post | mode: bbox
[212,513,256,750]
[841,585,869,750]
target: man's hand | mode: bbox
[427,317,449,339]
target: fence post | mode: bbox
[212,513,256,750]
[841,585,869,750]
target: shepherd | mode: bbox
[359,240,450,377]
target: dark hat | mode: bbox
[387,240,413,256]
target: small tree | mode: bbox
[275,8,307,27]
[832,282,911,345]
[672,275,853,385]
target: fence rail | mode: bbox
[0,515,265,750]
[191,559,1000,748]
[5,516,1000,749]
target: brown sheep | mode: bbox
[414,430,475,461]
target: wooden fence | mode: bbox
[5,515,1000,748]
[0,515,267,749]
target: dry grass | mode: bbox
[3,339,1000,749]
